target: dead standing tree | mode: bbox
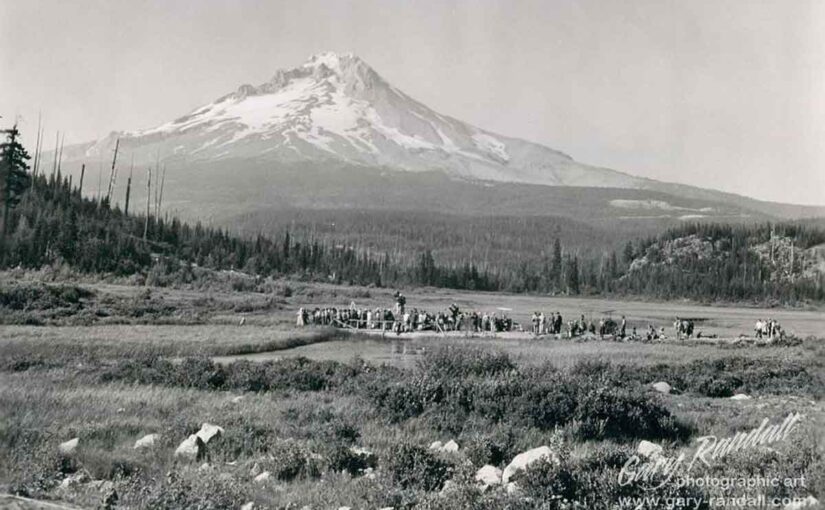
[144,167,151,241]
[156,164,166,218]
[78,163,85,195]
[124,162,133,216]
[105,138,120,205]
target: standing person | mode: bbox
[538,312,546,335]
[297,307,306,327]
[555,312,563,335]
[620,316,627,339]
[755,319,762,339]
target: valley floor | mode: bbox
[0,274,823,509]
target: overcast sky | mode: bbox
[2,0,823,205]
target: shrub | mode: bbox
[572,380,691,441]
[325,445,377,475]
[265,440,322,481]
[513,375,577,430]
[225,360,270,392]
[419,347,516,378]
[129,471,247,510]
[174,357,227,390]
[383,443,452,492]
[462,433,513,467]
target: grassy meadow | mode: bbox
[0,271,824,509]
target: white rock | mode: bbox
[730,394,752,400]
[134,433,159,450]
[174,434,204,460]
[254,471,271,483]
[439,480,458,496]
[637,440,664,459]
[338,507,352,510]
[475,465,503,486]
[241,503,255,510]
[58,438,79,454]
[785,496,819,509]
[440,439,459,453]
[502,446,559,484]
[429,441,443,451]
[58,471,89,489]
[231,396,245,404]
[505,482,520,495]
[88,479,114,493]
[197,423,224,444]
[198,462,211,472]
[651,381,672,394]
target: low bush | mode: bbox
[419,347,516,378]
[383,443,452,492]
[100,355,361,393]
[264,440,323,481]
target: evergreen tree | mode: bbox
[623,240,634,266]
[565,255,580,294]
[551,238,563,289]
[0,123,32,241]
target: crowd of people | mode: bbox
[295,304,515,333]
[296,292,517,334]
[754,318,784,339]
[293,292,788,342]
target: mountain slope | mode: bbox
[66,52,647,189]
[54,52,825,220]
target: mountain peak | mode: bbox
[93,51,638,191]
[302,51,359,72]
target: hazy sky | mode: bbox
[2,0,824,205]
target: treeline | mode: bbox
[613,223,825,302]
[2,126,824,303]
[0,170,501,291]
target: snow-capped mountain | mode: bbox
[75,52,645,188]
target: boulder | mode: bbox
[637,440,664,460]
[196,423,224,444]
[58,437,79,454]
[651,381,672,394]
[254,471,271,483]
[475,465,503,487]
[198,462,211,472]
[730,394,752,401]
[439,480,458,496]
[241,503,255,510]
[231,396,245,404]
[88,480,115,494]
[429,441,443,451]
[134,433,159,450]
[58,471,90,489]
[502,446,559,484]
[440,440,459,453]
[174,434,205,461]
[505,482,521,495]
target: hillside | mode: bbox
[3,166,824,304]
[619,223,825,302]
[45,52,825,227]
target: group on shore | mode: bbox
[295,305,515,334]
[293,292,787,342]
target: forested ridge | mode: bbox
[1,127,823,304]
